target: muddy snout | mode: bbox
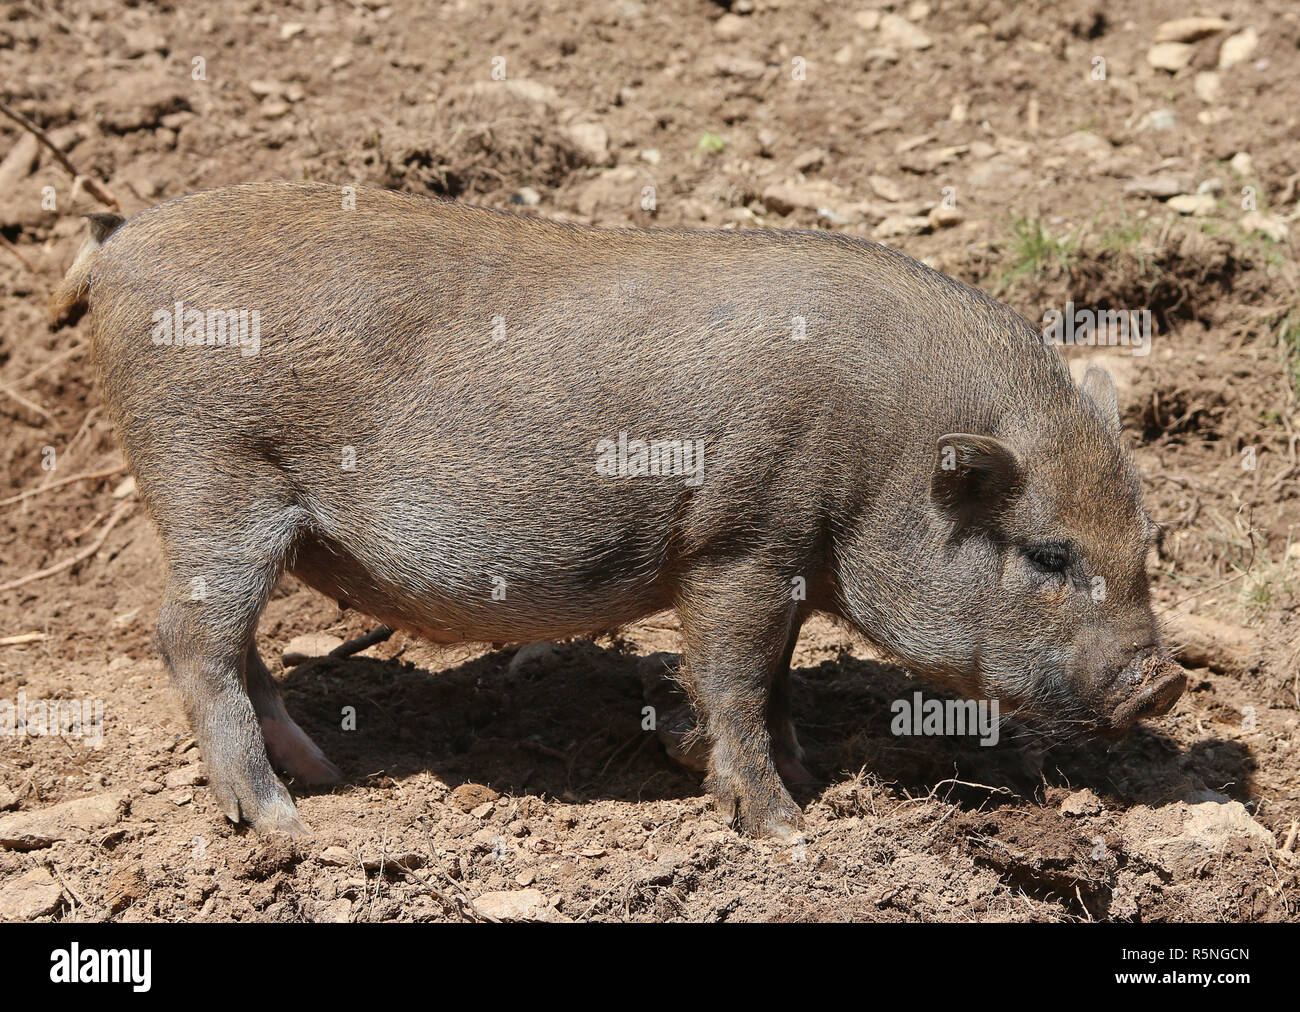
[1101,652,1187,736]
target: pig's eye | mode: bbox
[1024,542,1070,574]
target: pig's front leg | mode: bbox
[677,561,805,839]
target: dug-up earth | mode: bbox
[1,0,1298,921]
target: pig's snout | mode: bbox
[1100,651,1187,736]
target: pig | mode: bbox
[50,182,1185,839]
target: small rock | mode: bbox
[793,147,828,172]
[1057,130,1110,155]
[508,641,561,676]
[568,122,611,166]
[761,180,858,220]
[1193,71,1221,103]
[449,782,499,813]
[867,175,904,202]
[0,867,63,921]
[470,802,494,820]
[927,203,963,229]
[1196,178,1224,195]
[1185,801,1275,849]
[1229,151,1254,176]
[139,780,164,795]
[1060,788,1103,817]
[163,764,206,789]
[121,27,168,58]
[0,785,18,811]
[712,13,746,42]
[511,186,541,206]
[281,633,344,666]
[112,476,137,499]
[1218,27,1258,69]
[319,846,354,867]
[879,13,932,50]
[713,54,765,80]
[0,793,126,851]
[315,898,353,922]
[873,215,931,238]
[473,887,568,922]
[639,148,661,165]
[1135,108,1176,132]
[1167,193,1215,215]
[249,80,283,97]
[260,100,291,120]
[1147,42,1194,72]
[515,869,535,886]
[1240,212,1288,242]
[279,22,306,40]
[1155,17,1229,43]
[854,10,881,31]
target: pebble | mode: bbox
[1218,28,1258,69]
[319,846,354,866]
[473,887,568,922]
[281,633,344,666]
[927,204,963,229]
[713,13,746,42]
[1124,173,1191,198]
[1155,17,1229,43]
[0,867,63,921]
[873,215,931,238]
[1147,42,1194,72]
[449,782,499,813]
[1193,71,1221,103]
[163,764,206,789]
[1167,193,1215,215]
[1136,109,1176,132]
[1060,788,1103,817]
[878,13,932,50]
[0,793,126,851]
[567,123,612,166]
[1240,212,1288,242]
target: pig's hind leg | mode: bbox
[245,646,342,785]
[153,508,309,836]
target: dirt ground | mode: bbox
[1,0,1298,922]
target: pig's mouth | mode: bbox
[1096,652,1187,740]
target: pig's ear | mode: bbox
[1080,364,1121,434]
[931,434,1022,528]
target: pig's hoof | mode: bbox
[706,775,805,840]
[262,716,342,785]
[211,767,310,837]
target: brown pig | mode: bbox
[50,182,1184,838]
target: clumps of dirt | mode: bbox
[324,84,592,202]
[967,223,1267,333]
[1130,377,1232,443]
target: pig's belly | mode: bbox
[287,529,674,645]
